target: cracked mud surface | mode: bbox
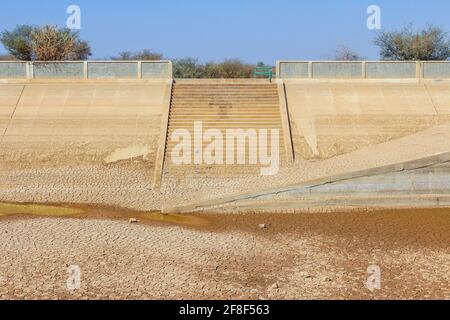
[0,208,448,300]
[1,125,449,300]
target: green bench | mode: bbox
[253,66,273,82]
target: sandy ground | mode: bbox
[0,208,448,300]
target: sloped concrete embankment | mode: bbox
[0,80,171,169]
[165,151,450,213]
[284,80,450,160]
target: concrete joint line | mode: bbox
[423,82,439,116]
[1,84,25,144]
[277,80,295,163]
[152,79,174,189]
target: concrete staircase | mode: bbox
[164,81,286,176]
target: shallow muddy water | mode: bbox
[202,208,450,249]
[0,202,207,227]
[1,202,449,249]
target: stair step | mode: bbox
[170,104,280,107]
[172,91,278,95]
[168,121,282,125]
[171,97,279,100]
[173,85,277,87]
[164,83,286,175]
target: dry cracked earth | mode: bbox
[0,208,448,300]
[0,134,449,300]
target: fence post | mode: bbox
[25,62,30,79]
[26,62,34,79]
[416,61,421,79]
[168,61,173,79]
[308,62,313,79]
[137,61,142,79]
[83,61,88,79]
[276,61,280,79]
[362,61,367,79]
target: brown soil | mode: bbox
[0,204,448,300]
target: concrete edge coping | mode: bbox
[282,79,450,84]
[202,195,450,214]
[162,151,450,214]
[0,79,173,84]
[173,79,274,84]
[213,193,450,206]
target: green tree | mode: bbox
[374,25,450,60]
[173,58,255,78]
[173,58,206,78]
[0,25,34,60]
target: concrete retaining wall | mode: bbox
[277,61,450,79]
[33,62,84,79]
[3,61,448,80]
[0,62,28,79]
[0,61,173,79]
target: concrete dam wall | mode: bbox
[1,61,450,212]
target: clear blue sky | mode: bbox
[1,0,449,63]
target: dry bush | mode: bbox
[374,24,450,60]
[0,24,91,61]
[31,25,91,61]
[111,49,163,61]
[205,59,254,78]
[334,45,365,61]
[0,54,17,61]
[174,58,256,78]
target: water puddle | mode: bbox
[0,202,207,228]
[0,203,83,217]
